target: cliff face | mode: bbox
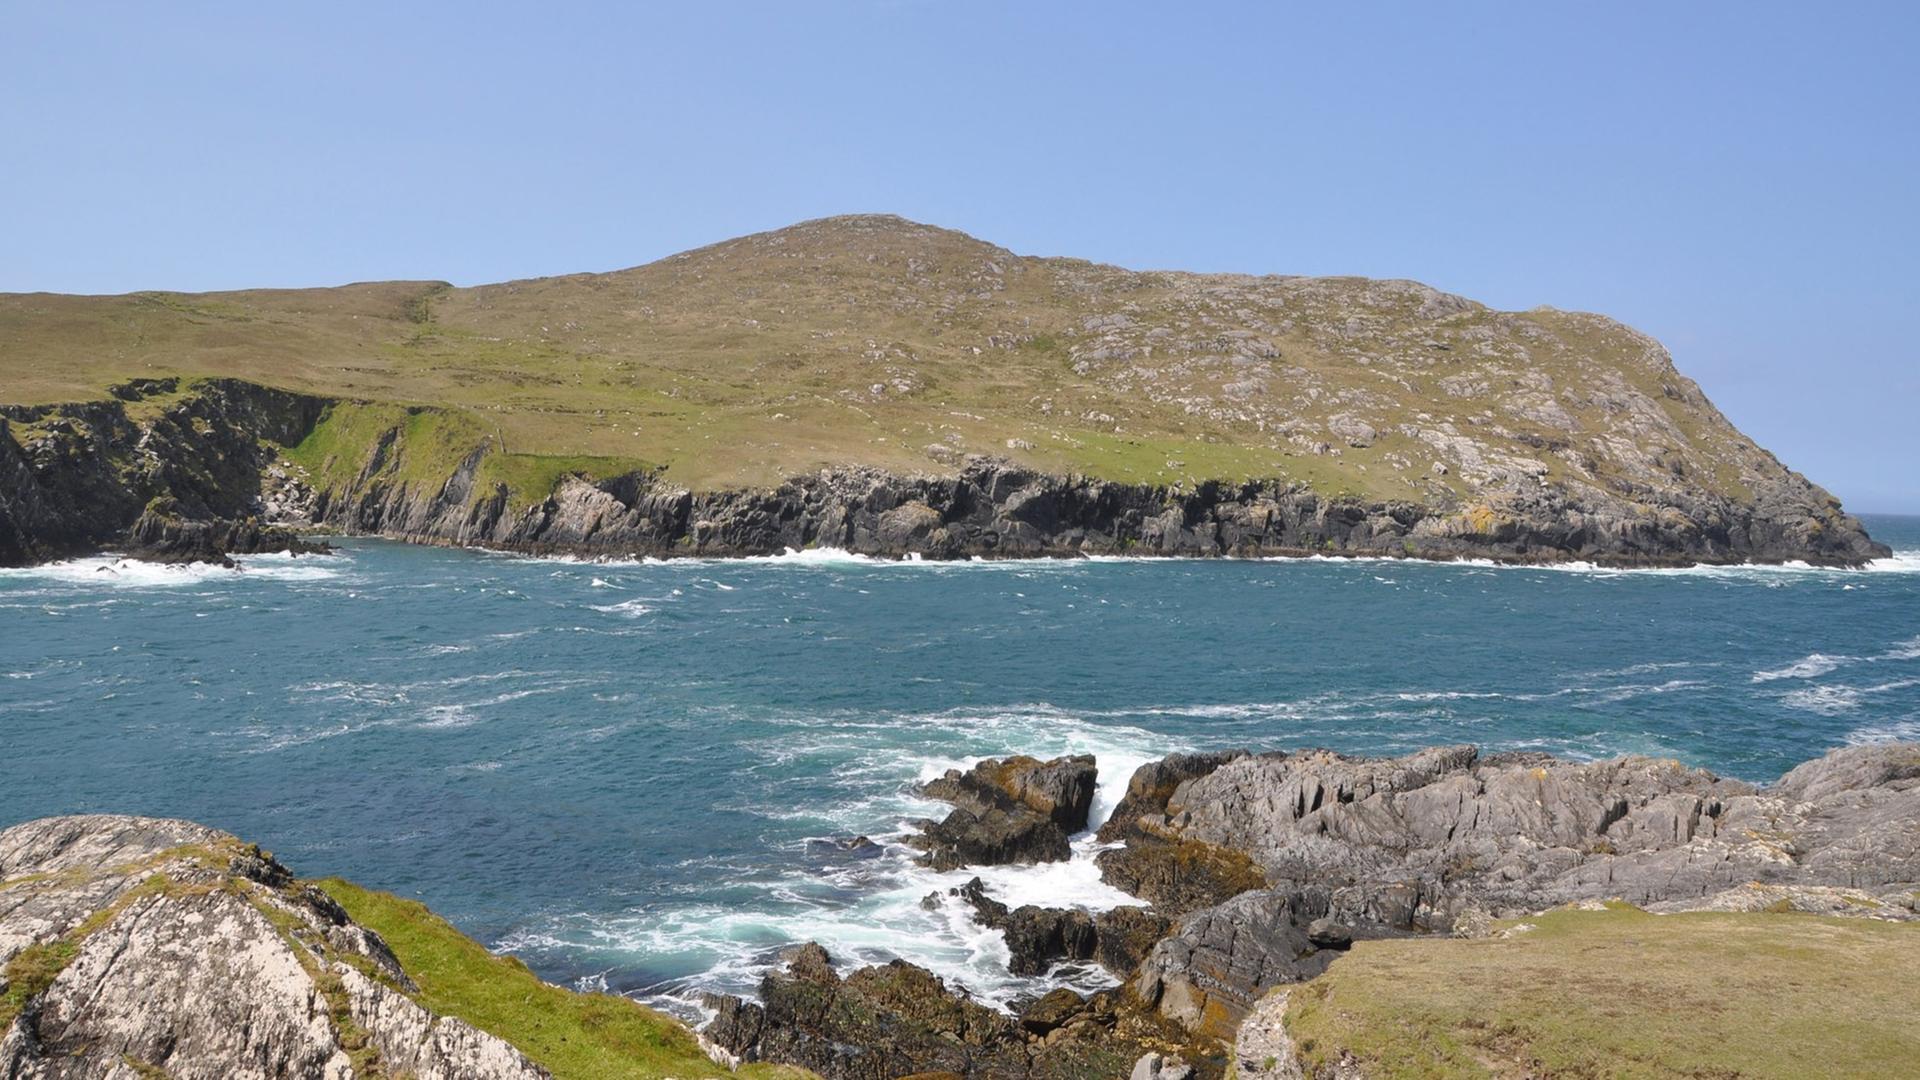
[0,378,328,565]
[0,377,1889,567]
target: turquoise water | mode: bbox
[3,516,1917,1013]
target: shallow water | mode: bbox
[3,516,1917,1014]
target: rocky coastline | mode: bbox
[0,378,1891,570]
[3,741,1915,1077]
[701,740,1920,1079]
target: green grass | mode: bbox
[0,939,79,1029]
[316,879,815,1080]
[1282,904,1920,1078]
[0,214,1792,507]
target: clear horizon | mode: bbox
[4,3,1915,511]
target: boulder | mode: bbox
[1019,988,1086,1035]
[1133,890,1349,1037]
[1305,918,1352,949]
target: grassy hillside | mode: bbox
[1279,903,1920,1078]
[0,215,1796,505]
[319,879,815,1080]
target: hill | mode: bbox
[0,215,1886,565]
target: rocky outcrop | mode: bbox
[913,755,1097,870]
[1138,742,1920,922]
[0,815,547,1079]
[699,943,1172,1080]
[125,496,333,567]
[1103,741,1920,1032]
[0,378,1890,569]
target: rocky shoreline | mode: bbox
[0,378,1890,570]
[700,740,1920,1079]
[2,741,1915,1078]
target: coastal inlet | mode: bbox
[2,516,1917,1016]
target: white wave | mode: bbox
[0,555,337,588]
[1752,653,1849,682]
[1882,636,1920,661]
[1864,551,1920,574]
[1843,718,1920,744]
[590,598,652,616]
[743,547,884,566]
[1777,679,1920,716]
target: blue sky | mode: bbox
[4,3,1916,510]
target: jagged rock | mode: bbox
[1111,742,1920,1032]
[1097,751,1246,843]
[1091,906,1174,978]
[1133,890,1357,1037]
[926,755,1099,832]
[915,807,1071,871]
[125,496,332,566]
[914,755,1096,870]
[950,878,1097,976]
[701,943,1149,1080]
[0,815,546,1079]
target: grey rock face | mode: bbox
[1151,742,1920,919]
[1132,889,1392,1038]
[0,815,547,1080]
[1110,742,1920,1032]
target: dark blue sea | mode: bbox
[4,515,1917,1014]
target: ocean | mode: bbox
[3,515,1917,1017]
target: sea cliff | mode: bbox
[0,376,1888,569]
